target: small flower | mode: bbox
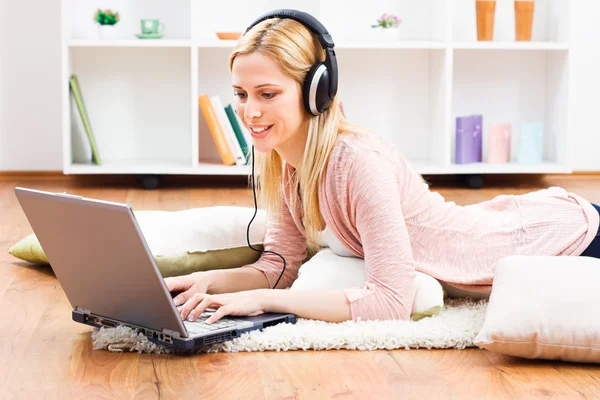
[371,13,402,29]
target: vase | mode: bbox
[518,123,544,164]
[488,123,511,164]
[377,27,400,41]
[515,0,535,41]
[476,0,496,41]
[97,24,120,40]
[455,115,483,164]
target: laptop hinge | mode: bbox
[162,328,181,338]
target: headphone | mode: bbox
[242,10,338,289]
[244,9,338,116]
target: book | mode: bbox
[198,93,235,165]
[69,75,101,165]
[234,111,253,156]
[210,95,246,166]
[224,104,250,163]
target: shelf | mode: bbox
[68,39,569,51]
[195,163,250,176]
[336,41,447,49]
[452,41,569,51]
[68,39,192,48]
[62,0,573,179]
[194,39,448,49]
[436,162,570,175]
[67,159,194,175]
[67,160,251,176]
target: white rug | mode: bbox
[91,298,488,354]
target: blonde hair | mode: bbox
[229,18,371,254]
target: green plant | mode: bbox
[371,13,401,28]
[94,9,120,26]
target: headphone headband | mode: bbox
[244,9,335,49]
[243,9,338,114]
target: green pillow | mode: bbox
[8,233,49,265]
[8,232,265,278]
[155,246,264,278]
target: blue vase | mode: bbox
[518,123,544,164]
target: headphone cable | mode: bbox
[246,145,286,290]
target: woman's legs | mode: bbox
[580,203,600,258]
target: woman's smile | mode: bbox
[248,124,274,139]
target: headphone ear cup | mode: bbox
[315,68,332,113]
[303,63,332,116]
[303,64,320,115]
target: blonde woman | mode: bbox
[165,10,600,325]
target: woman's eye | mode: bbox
[234,92,246,99]
[262,92,277,99]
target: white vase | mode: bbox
[97,25,120,40]
[380,27,400,41]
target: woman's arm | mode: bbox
[340,149,418,321]
[207,266,270,294]
[260,289,352,322]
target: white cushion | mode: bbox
[290,248,444,320]
[133,206,266,256]
[10,206,268,279]
[474,255,600,363]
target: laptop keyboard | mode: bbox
[183,311,249,334]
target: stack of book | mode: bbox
[199,93,252,166]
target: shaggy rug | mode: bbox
[91,298,488,354]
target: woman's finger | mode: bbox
[164,276,189,293]
[206,305,234,324]
[173,289,195,308]
[188,295,215,322]
[179,293,206,320]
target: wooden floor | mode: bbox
[1,173,599,399]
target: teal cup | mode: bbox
[141,19,165,35]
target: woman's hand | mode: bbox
[164,271,212,307]
[177,289,267,324]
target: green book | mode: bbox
[225,104,249,163]
[69,74,101,165]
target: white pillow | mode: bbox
[8,206,268,279]
[290,248,444,320]
[133,206,266,256]
[474,255,600,364]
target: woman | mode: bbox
[165,13,600,325]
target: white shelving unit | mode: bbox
[61,0,572,185]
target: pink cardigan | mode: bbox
[245,133,599,321]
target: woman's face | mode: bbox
[232,52,307,155]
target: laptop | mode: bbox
[14,187,296,350]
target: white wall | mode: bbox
[567,0,600,171]
[0,0,599,172]
[0,0,63,171]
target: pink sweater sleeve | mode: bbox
[343,150,417,321]
[242,191,307,290]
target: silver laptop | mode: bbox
[14,187,296,350]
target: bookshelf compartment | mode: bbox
[452,0,569,43]
[452,49,569,168]
[319,0,448,43]
[197,47,240,165]
[69,47,192,168]
[66,0,192,41]
[336,48,450,169]
[192,0,324,41]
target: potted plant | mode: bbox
[371,13,402,41]
[94,9,120,40]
